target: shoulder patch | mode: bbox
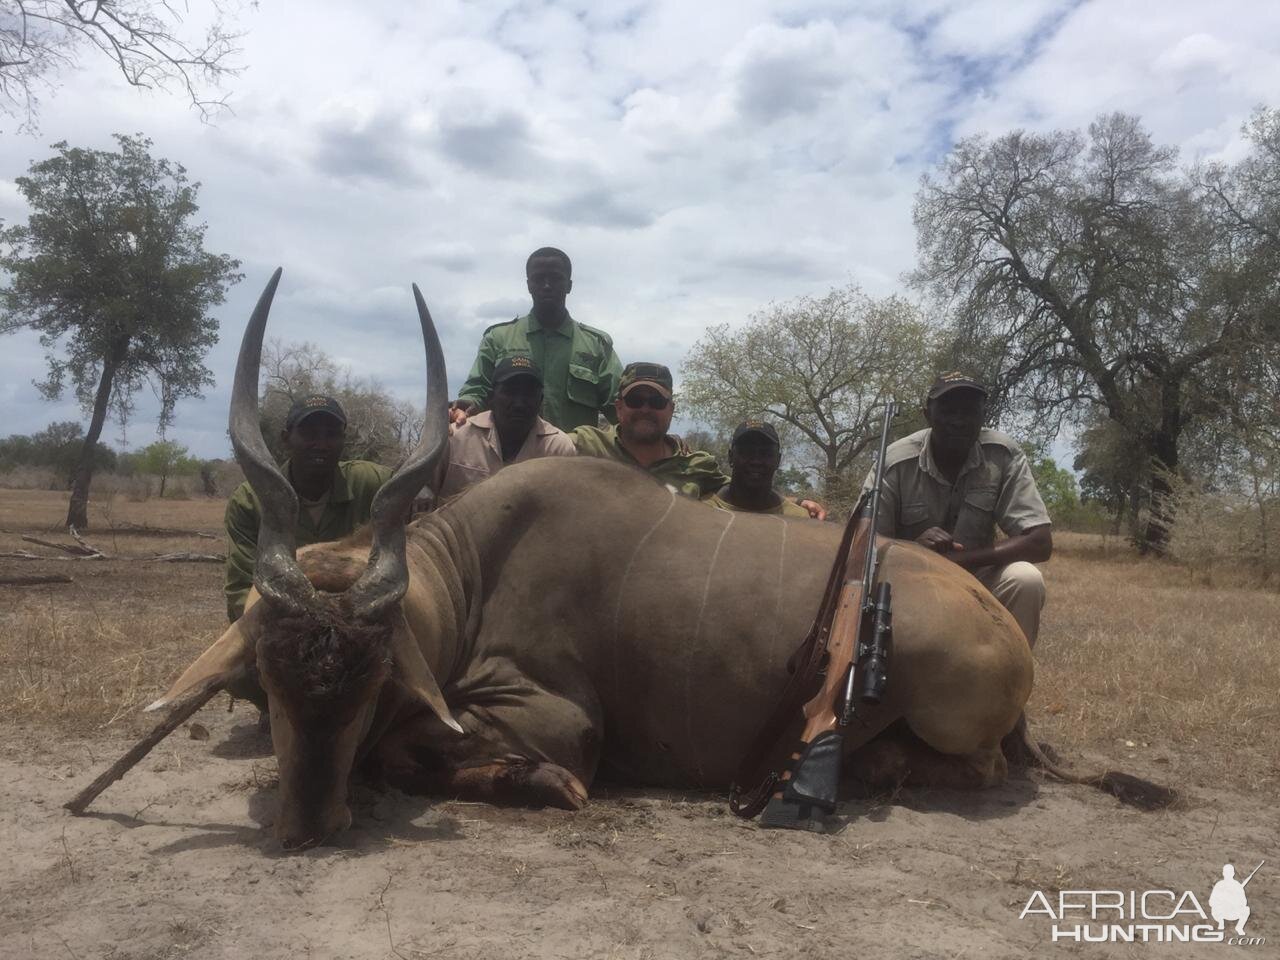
[481,316,522,336]
[977,428,1025,456]
[882,429,928,468]
[574,321,615,351]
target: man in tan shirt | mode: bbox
[438,355,576,499]
[863,373,1052,646]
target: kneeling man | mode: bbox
[438,355,575,498]
[705,419,812,517]
[864,373,1052,646]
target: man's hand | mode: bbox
[916,526,965,555]
[798,499,827,520]
[448,400,473,426]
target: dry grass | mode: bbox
[0,490,227,735]
[1,493,1277,798]
[1029,531,1280,795]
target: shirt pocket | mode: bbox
[956,485,998,546]
[566,363,600,408]
[899,501,932,538]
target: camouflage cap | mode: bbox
[926,371,988,401]
[619,361,673,399]
[731,419,780,447]
[493,354,543,385]
[285,395,347,431]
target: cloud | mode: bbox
[0,0,1274,461]
[539,186,656,229]
[432,101,539,177]
[728,21,846,125]
[312,113,423,184]
[474,297,527,319]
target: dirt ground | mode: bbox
[1,491,1276,959]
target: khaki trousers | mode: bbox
[973,561,1045,647]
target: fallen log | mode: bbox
[64,677,226,815]
[0,573,74,586]
[0,549,222,563]
[145,552,225,563]
[0,550,100,561]
[108,522,218,540]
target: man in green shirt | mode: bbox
[451,247,622,432]
[571,362,727,498]
[223,395,391,623]
[704,419,812,517]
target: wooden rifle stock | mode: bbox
[757,519,873,828]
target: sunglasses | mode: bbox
[622,392,671,411]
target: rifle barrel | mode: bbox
[840,400,897,723]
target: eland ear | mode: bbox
[389,611,463,734]
[145,619,255,712]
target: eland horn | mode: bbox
[344,284,450,622]
[228,268,322,616]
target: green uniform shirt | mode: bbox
[704,490,811,517]
[571,425,728,499]
[223,459,392,622]
[456,312,622,431]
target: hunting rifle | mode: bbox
[729,400,897,829]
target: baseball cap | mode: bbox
[493,354,543,386]
[731,419,780,447]
[285,395,347,431]
[926,372,989,402]
[619,362,673,399]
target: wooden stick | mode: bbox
[67,526,106,559]
[64,678,225,815]
[0,574,74,586]
[20,535,97,556]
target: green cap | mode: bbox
[619,362,673,399]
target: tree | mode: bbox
[912,112,1277,550]
[681,285,938,498]
[0,1,242,129]
[259,339,422,466]
[133,438,197,496]
[0,134,241,527]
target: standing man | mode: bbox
[437,355,576,498]
[224,395,390,623]
[704,420,812,517]
[571,362,728,498]
[862,373,1052,646]
[451,247,622,432]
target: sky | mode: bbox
[1,0,1277,459]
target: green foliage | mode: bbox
[0,135,241,427]
[0,421,116,486]
[681,285,940,497]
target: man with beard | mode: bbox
[704,420,812,517]
[450,247,621,432]
[574,364,826,516]
[437,355,575,498]
[571,362,727,498]
[862,373,1052,647]
[223,394,390,622]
